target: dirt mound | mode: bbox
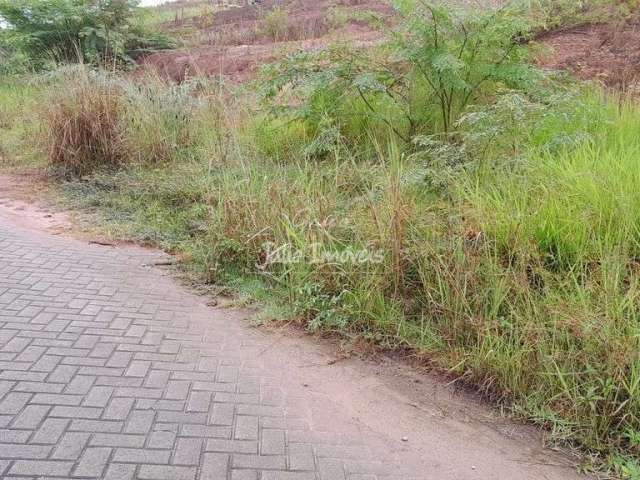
[537,15,640,92]
[138,0,393,82]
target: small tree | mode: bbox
[393,0,535,133]
[261,0,537,146]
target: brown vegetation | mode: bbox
[39,73,126,175]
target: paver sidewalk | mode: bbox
[0,217,421,480]
[0,214,586,480]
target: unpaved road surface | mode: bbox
[0,194,587,479]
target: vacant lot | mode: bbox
[2,0,640,478]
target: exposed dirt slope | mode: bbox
[138,0,393,82]
[537,14,640,92]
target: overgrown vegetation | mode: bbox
[2,0,640,477]
[0,0,171,72]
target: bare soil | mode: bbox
[144,0,640,89]
[138,0,393,82]
[537,14,640,91]
[0,172,73,235]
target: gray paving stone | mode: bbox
[138,465,197,480]
[48,365,78,384]
[147,430,176,449]
[14,381,63,393]
[206,439,258,454]
[83,385,114,407]
[31,393,83,405]
[113,447,171,464]
[232,470,260,480]
[11,404,50,428]
[31,418,69,444]
[0,428,31,443]
[186,390,211,412]
[320,459,347,480]
[0,444,51,458]
[0,218,423,480]
[9,460,73,476]
[262,472,316,480]
[124,409,155,434]
[180,424,231,438]
[69,419,123,433]
[51,432,91,460]
[235,415,259,440]
[173,437,203,465]
[261,429,286,455]
[124,360,150,377]
[232,454,287,470]
[0,392,31,414]
[103,397,134,420]
[73,447,112,477]
[103,463,136,480]
[50,405,102,418]
[91,433,146,448]
[210,402,235,425]
[288,444,315,471]
[201,452,229,478]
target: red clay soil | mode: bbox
[201,0,392,44]
[537,14,640,91]
[137,0,393,82]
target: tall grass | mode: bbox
[450,98,640,465]
[36,70,639,475]
[0,80,41,168]
[39,69,126,175]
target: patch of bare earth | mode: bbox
[537,13,640,92]
[0,173,74,235]
[0,174,156,252]
[137,0,393,82]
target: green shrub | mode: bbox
[262,0,537,152]
[262,7,289,41]
[0,0,172,70]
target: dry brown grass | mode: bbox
[39,71,127,176]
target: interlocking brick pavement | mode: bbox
[1,202,596,480]
[0,218,424,480]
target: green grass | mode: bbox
[0,80,43,169]
[138,1,216,46]
[456,97,640,468]
[140,3,209,28]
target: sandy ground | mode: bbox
[0,173,72,235]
